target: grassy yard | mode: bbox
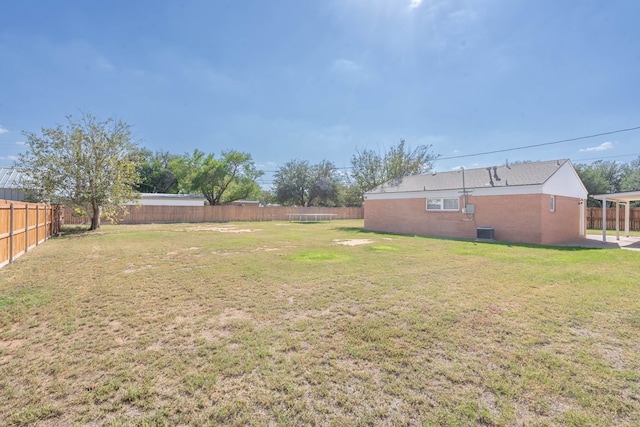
[1,220,639,426]
[588,228,640,237]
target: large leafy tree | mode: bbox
[135,149,180,194]
[17,113,141,230]
[575,160,624,206]
[337,178,365,207]
[308,160,341,207]
[350,139,438,202]
[621,156,640,192]
[272,159,341,206]
[273,159,313,206]
[173,149,263,205]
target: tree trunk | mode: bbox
[89,200,101,230]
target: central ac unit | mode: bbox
[476,227,495,240]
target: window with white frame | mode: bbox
[426,198,459,211]
[550,195,555,212]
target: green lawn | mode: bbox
[588,228,640,237]
[1,220,639,426]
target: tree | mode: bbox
[350,139,438,202]
[17,113,141,230]
[338,180,365,207]
[173,149,263,205]
[135,149,180,194]
[273,159,313,206]
[620,156,640,192]
[575,160,624,206]
[258,189,276,206]
[272,159,342,206]
[308,160,341,206]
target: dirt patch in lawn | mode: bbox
[187,226,258,233]
[333,239,374,246]
[218,307,252,324]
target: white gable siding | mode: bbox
[541,162,588,199]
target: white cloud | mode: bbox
[15,141,26,145]
[331,58,361,75]
[579,141,615,152]
[0,125,8,134]
[257,161,278,170]
[329,58,370,86]
[93,56,115,71]
[409,0,424,9]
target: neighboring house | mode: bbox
[0,168,25,201]
[125,193,206,206]
[364,159,588,245]
[123,194,260,206]
[228,200,260,207]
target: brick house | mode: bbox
[364,159,588,245]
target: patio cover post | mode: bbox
[616,202,620,240]
[602,197,607,243]
[592,191,640,242]
[625,203,630,238]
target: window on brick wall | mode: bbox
[426,198,459,211]
[550,195,555,212]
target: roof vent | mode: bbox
[493,166,501,181]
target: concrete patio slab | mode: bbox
[557,234,640,251]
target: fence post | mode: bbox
[9,203,14,264]
[36,204,39,246]
[25,203,29,253]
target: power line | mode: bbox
[437,126,640,161]
[572,152,640,163]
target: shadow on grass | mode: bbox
[480,240,603,252]
[335,226,604,252]
[334,226,368,233]
[289,221,324,225]
[57,225,100,238]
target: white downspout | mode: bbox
[579,200,585,236]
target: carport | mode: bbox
[591,191,640,243]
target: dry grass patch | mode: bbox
[333,239,374,246]
[187,225,258,233]
[0,220,639,425]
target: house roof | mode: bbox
[366,159,571,194]
[0,168,23,189]
[138,193,205,200]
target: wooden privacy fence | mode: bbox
[0,200,62,268]
[63,205,364,225]
[586,207,640,231]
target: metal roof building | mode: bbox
[0,168,25,201]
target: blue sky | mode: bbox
[1,0,639,188]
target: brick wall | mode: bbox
[365,194,585,245]
[539,195,585,244]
